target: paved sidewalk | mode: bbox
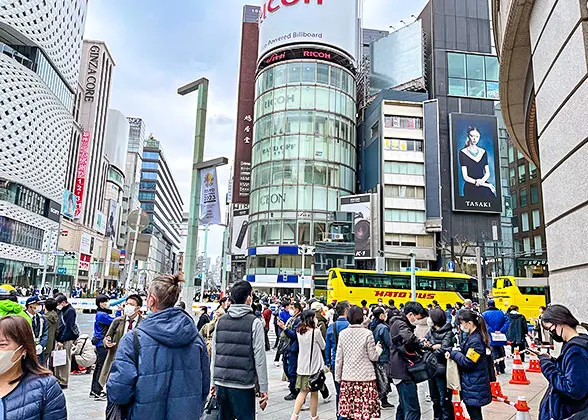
[63,348,547,420]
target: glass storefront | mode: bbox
[249,60,356,253]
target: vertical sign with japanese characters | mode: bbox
[74,130,91,218]
[231,5,259,204]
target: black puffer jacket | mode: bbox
[507,312,528,346]
[387,313,421,381]
[5,374,66,420]
[425,324,455,375]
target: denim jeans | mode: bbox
[395,380,421,420]
[283,351,298,395]
[217,386,256,420]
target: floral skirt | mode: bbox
[338,380,381,420]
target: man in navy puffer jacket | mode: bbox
[107,274,210,420]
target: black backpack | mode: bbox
[406,351,439,383]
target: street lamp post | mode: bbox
[178,78,209,305]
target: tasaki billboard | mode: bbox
[258,0,359,61]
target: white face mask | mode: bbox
[288,309,295,316]
[0,346,22,376]
[124,305,137,317]
[34,306,42,314]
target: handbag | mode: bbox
[200,396,219,420]
[446,358,461,390]
[308,328,326,392]
[373,362,390,395]
[406,351,439,384]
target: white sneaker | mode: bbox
[301,403,310,411]
[274,361,282,367]
[323,394,333,403]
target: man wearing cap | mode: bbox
[24,296,49,364]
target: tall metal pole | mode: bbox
[476,246,484,305]
[410,250,416,302]
[41,228,54,288]
[300,246,305,298]
[220,224,229,292]
[125,209,142,290]
[180,79,209,305]
[200,224,209,302]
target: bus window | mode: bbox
[519,287,545,295]
[504,279,513,287]
[391,276,410,289]
[418,277,446,290]
[446,279,469,294]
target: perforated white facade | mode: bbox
[0,0,88,281]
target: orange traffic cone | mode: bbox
[512,396,532,420]
[509,351,531,385]
[451,389,470,420]
[526,352,542,373]
[490,381,508,401]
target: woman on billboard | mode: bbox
[459,126,496,200]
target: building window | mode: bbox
[142,172,157,180]
[523,237,531,255]
[518,164,526,184]
[384,161,425,175]
[383,115,423,129]
[371,121,379,138]
[447,52,499,99]
[510,167,516,186]
[142,162,158,170]
[143,151,159,160]
[517,150,524,160]
[530,185,539,204]
[520,189,528,207]
[384,209,426,223]
[508,146,515,163]
[138,192,155,201]
[384,185,425,199]
[534,235,542,255]
[529,162,538,179]
[384,139,424,152]
[0,216,44,251]
[140,182,156,190]
[512,194,517,210]
[532,209,541,230]
[521,212,529,232]
[141,202,154,211]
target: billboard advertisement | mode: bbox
[340,194,373,258]
[258,0,359,61]
[94,211,107,235]
[62,190,77,219]
[231,207,249,260]
[450,113,502,213]
[231,5,259,205]
[200,167,221,225]
[105,200,119,240]
[74,130,91,218]
[79,233,93,255]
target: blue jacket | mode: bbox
[57,304,78,343]
[450,330,492,407]
[325,317,350,371]
[107,307,210,420]
[3,374,66,420]
[283,314,301,353]
[539,335,588,420]
[482,307,510,347]
[93,309,115,348]
[370,319,391,363]
[279,308,291,325]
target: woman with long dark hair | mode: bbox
[446,309,492,420]
[0,315,66,419]
[538,305,588,420]
[459,126,496,199]
[291,309,324,420]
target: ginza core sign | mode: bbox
[258,0,358,61]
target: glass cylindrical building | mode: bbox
[247,46,357,289]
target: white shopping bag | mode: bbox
[446,358,461,391]
[52,350,67,367]
[491,333,507,343]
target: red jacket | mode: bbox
[262,308,272,329]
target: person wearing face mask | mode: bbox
[387,301,427,420]
[42,298,59,369]
[445,310,492,420]
[278,301,303,401]
[210,280,268,418]
[537,304,588,420]
[54,293,79,389]
[107,274,210,420]
[89,294,116,400]
[23,296,48,365]
[0,315,67,419]
[506,305,528,362]
[98,294,144,390]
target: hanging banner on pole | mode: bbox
[200,166,221,225]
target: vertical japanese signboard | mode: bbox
[231,5,260,204]
[74,131,91,218]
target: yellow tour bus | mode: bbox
[327,268,479,308]
[491,276,548,320]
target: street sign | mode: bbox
[57,267,66,275]
[447,261,455,272]
[52,251,65,256]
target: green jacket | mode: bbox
[0,300,31,325]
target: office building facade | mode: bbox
[493,0,584,309]
[0,0,87,285]
[247,0,359,291]
[139,136,183,280]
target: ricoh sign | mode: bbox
[258,0,358,62]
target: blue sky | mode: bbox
[84,0,427,259]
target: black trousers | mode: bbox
[263,327,270,351]
[491,345,506,374]
[217,386,256,420]
[428,375,453,420]
[91,346,108,394]
[466,405,483,420]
